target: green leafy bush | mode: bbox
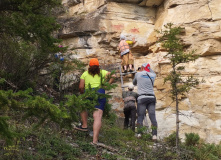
[0,0,63,89]
[0,68,117,144]
[137,126,149,134]
[193,143,221,160]
[184,132,200,146]
[141,133,152,141]
[165,132,181,147]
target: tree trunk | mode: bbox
[174,77,179,155]
[172,61,180,153]
[175,91,179,150]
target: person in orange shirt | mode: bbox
[118,34,136,73]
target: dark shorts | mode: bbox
[95,88,106,111]
[87,88,106,111]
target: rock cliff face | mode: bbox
[59,0,221,143]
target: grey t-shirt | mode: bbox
[133,69,156,100]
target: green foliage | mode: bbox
[0,0,63,89]
[165,132,181,147]
[137,126,149,134]
[100,126,122,147]
[35,132,82,159]
[141,133,152,141]
[0,116,16,144]
[157,23,200,100]
[103,112,117,125]
[1,110,221,160]
[2,126,82,160]
[103,98,112,117]
[76,140,97,155]
[157,23,201,149]
[0,70,117,144]
[136,126,152,141]
[184,132,200,146]
[0,87,67,143]
[102,153,118,160]
[64,72,117,123]
[0,0,117,148]
[193,143,221,160]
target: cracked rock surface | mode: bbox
[59,0,221,144]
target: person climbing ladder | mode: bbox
[118,34,136,73]
[122,84,138,131]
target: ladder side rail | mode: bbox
[119,65,125,91]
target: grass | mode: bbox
[0,112,221,160]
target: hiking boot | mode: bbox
[74,125,88,132]
[129,69,133,72]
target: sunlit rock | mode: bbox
[59,0,221,144]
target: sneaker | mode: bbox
[90,142,98,146]
[74,125,88,132]
[137,133,142,138]
[129,69,133,72]
[152,135,157,141]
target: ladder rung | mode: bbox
[120,71,137,75]
[121,85,128,88]
[119,64,137,91]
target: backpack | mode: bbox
[124,91,136,102]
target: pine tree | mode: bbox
[157,23,200,150]
[0,0,117,144]
[0,73,117,144]
[0,0,63,89]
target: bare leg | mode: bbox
[93,109,103,143]
[124,65,127,71]
[80,111,88,128]
[129,64,133,70]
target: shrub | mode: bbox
[184,132,200,146]
[165,132,181,147]
[194,143,221,160]
[137,126,149,134]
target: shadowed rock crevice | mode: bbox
[58,6,107,39]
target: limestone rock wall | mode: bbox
[59,0,221,144]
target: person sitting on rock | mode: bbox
[122,84,138,131]
[118,34,136,73]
